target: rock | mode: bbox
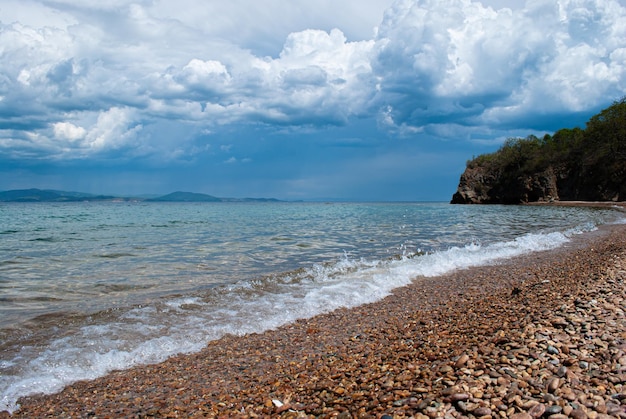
[425,406,440,418]
[546,377,560,393]
[450,393,470,403]
[497,376,510,387]
[607,404,624,416]
[570,409,589,419]
[450,165,561,204]
[528,403,546,418]
[456,401,469,413]
[522,401,539,410]
[510,413,533,419]
[473,406,492,416]
[439,365,453,373]
[551,318,569,329]
[596,404,608,414]
[455,354,470,368]
[562,390,577,401]
[545,405,563,415]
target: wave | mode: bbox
[0,222,597,413]
[94,252,136,259]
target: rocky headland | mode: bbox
[451,98,626,204]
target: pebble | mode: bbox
[473,406,492,416]
[547,377,561,393]
[455,354,470,368]
[545,404,563,415]
[570,409,589,419]
[449,393,470,402]
[528,402,546,418]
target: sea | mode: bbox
[1,201,625,412]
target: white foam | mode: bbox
[612,215,626,224]
[0,224,597,413]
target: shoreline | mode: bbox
[4,222,626,417]
[525,201,626,211]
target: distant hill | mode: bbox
[451,97,626,204]
[0,189,281,203]
[0,189,118,202]
[147,191,281,202]
[147,191,221,202]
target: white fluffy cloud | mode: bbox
[44,108,143,159]
[52,122,86,142]
[0,0,625,161]
[178,59,231,87]
[145,27,375,125]
[373,0,626,131]
[84,107,143,151]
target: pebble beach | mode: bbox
[3,217,626,418]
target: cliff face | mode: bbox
[451,166,560,204]
[451,98,626,205]
[451,163,625,204]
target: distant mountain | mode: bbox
[147,191,281,202]
[0,189,282,203]
[147,191,221,202]
[0,189,118,202]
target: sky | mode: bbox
[1,0,625,201]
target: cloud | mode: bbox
[141,26,377,128]
[266,28,377,123]
[0,0,625,172]
[141,0,394,56]
[178,59,231,88]
[52,121,86,141]
[83,107,143,151]
[13,107,145,159]
[372,0,626,131]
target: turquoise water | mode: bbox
[0,201,624,412]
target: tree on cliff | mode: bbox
[452,97,626,204]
